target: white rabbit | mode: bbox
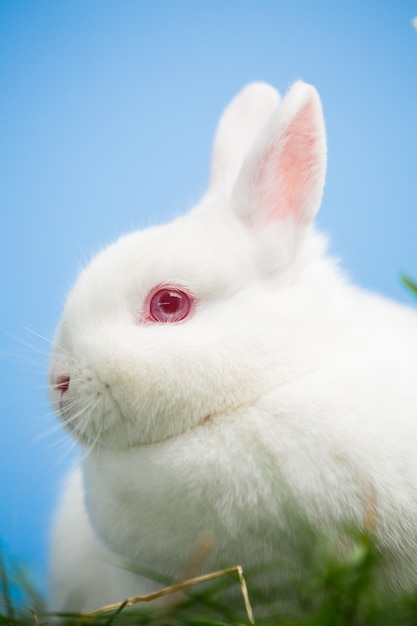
[48,80,417,616]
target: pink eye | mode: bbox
[148,287,193,323]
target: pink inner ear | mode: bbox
[260,99,319,224]
[280,103,317,219]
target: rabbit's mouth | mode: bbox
[50,374,76,430]
[49,369,120,447]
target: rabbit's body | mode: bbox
[49,82,417,613]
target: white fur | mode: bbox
[48,81,417,614]
[210,82,280,193]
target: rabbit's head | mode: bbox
[49,81,327,449]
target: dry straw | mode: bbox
[85,535,254,623]
[86,565,255,624]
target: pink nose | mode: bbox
[55,375,70,394]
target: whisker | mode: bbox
[2,326,89,470]
[21,326,54,350]
[34,389,94,440]
[35,411,74,441]
[0,327,76,380]
[42,431,79,459]
[82,429,103,462]
[51,345,77,362]
[23,327,75,365]
[3,328,52,359]
[78,398,105,461]
[30,406,77,455]
[21,325,54,343]
[35,400,99,467]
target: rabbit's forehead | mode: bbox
[104,207,255,290]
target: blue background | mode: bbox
[1,0,416,593]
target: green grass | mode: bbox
[3,529,417,626]
[402,274,417,298]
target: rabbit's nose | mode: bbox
[55,374,70,394]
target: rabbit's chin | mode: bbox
[62,410,213,451]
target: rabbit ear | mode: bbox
[209,82,281,194]
[231,81,326,231]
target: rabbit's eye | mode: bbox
[148,287,192,323]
